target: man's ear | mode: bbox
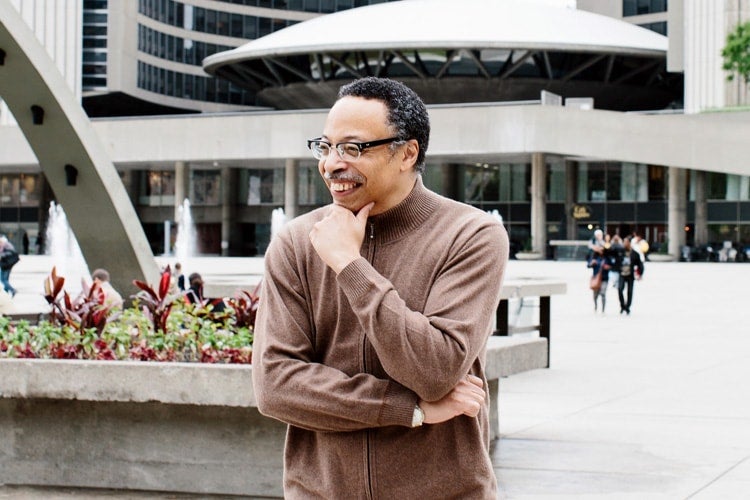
[400,139,420,172]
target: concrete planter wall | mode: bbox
[0,336,548,497]
[0,359,286,498]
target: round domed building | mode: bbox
[204,0,681,111]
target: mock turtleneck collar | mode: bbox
[366,176,439,244]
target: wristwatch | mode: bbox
[411,404,424,427]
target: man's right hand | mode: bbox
[420,374,485,424]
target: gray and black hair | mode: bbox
[338,77,430,173]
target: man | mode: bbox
[616,237,644,315]
[253,77,509,499]
[91,268,123,309]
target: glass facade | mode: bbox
[140,170,175,206]
[0,174,42,253]
[137,61,254,104]
[82,0,108,90]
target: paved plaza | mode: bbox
[0,256,748,499]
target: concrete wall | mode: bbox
[0,334,549,497]
[0,0,82,126]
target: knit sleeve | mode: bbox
[252,229,417,431]
[337,218,509,402]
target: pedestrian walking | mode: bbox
[587,245,610,313]
[0,235,19,297]
[615,236,645,314]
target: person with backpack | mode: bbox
[587,245,611,313]
[615,236,645,315]
[0,235,20,297]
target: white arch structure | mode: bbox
[0,2,160,295]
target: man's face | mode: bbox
[318,96,417,215]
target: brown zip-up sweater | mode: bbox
[253,178,509,499]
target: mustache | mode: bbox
[324,172,365,183]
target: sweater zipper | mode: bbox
[364,221,375,500]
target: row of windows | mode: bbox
[623,0,667,17]
[137,61,255,104]
[138,0,298,38]
[141,166,328,207]
[138,25,234,66]
[458,162,750,206]
[139,164,750,211]
[82,4,108,91]
[139,0,390,23]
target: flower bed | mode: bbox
[0,266,259,363]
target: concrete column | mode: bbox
[693,170,708,246]
[668,167,688,256]
[220,166,236,257]
[174,161,189,221]
[564,160,577,240]
[284,159,299,220]
[531,153,547,254]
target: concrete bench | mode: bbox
[495,278,567,367]
[549,239,590,260]
[0,334,547,498]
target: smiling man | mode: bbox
[252,77,509,499]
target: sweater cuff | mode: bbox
[337,257,374,299]
[379,382,419,427]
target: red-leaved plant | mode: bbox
[225,281,262,329]
[132,265,175,334]
[43,266,115,335]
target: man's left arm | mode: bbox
[338,222,509,402]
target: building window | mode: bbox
[620,163,649,201]
[0,174,39,207]
[139,170,175,206]
[623,0,667,17]
[578,162,606,201]
[647,165,667,201]
[638,21,667,36]
[191,170,221,205]
[465,163,529,205]
[465,164,500,203]
[298,165,329,205]
[547,160,565,202]
[241,168,284,205]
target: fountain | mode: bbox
[271,207,286,240]
[174,198,197,269]
[46,201,90,292]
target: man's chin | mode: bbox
[333,199,363,213]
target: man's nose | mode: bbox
[322,148,347,174]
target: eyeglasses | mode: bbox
[306,136,401,161]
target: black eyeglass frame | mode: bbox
[306,136,402,160]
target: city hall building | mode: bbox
[1,0,749,259]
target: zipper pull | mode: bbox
[369,222,375,240]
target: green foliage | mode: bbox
[722,21,750,83]
[0,268,258,364]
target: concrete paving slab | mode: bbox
[495,260,750,499]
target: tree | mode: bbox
[722,21,750,83]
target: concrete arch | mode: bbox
[0,3,159,296]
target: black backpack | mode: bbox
[0,248,19,269]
